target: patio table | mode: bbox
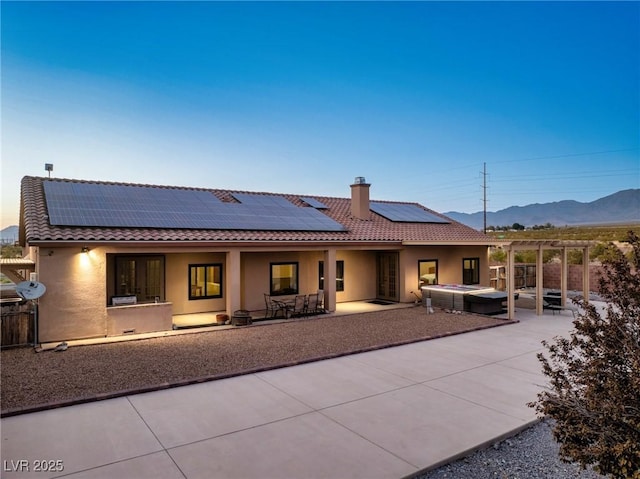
[273,299,295,318]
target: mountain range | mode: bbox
[0,225,19,244]
[444,189,640,230]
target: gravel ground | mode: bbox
[419,419,605,479]
[1,306,510,413]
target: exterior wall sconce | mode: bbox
[81,246,90,253]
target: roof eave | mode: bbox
[403,240,504,246]
[23,238,404,248]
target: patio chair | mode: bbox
[306,293,319,316]
[543,300,577,319]
[264,293,284,319]
[289,294,307,318]
[316,289,325,314]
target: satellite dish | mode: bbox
[16,281,47,300]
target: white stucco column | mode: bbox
[507,247,515,320]
[323,249,337,312]
[226,249,241,314]
[583,246,590,303]
[536,245,544,316]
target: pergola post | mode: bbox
[536,245,544,316]
[583,246,590,303]
[560,246,568,306]
[507,246,516,320]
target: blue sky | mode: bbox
[2,1,638,228]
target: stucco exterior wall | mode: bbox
[106,302,173,336]
[239,249,379,312]
[36,246,108,343]
[165,252,227,315]
[336,250,377,302]
[32,243,493,342]
[241,251,319,311]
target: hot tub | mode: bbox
[421,284,507,314]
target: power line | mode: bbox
[491,147,639,165]
[414,147,638,176]
[404,147,637,212]
[491,169,637,182]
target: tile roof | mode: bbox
[20,176,494,245]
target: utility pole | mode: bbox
[482,162,487,233]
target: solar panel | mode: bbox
[231,193,294,208]
[370,202,450,223]
[43,181,346,232]
[300,197,328,209]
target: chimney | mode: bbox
[350,176,371,220]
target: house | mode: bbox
[18,175,502,343]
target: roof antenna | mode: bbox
[45,163,53,178]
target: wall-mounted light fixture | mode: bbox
[81,246,90,253]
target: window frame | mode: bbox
[270,262,299,296]
[188,263,223,300]
[319,260,345,292]
[110,254,165,306]
[462,257,480,285]
[418,259,439,287]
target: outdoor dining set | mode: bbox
[264,291,325,319]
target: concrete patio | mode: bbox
[1,304,589,479]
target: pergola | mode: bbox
[0,257,36,284]
[500,239,595,319]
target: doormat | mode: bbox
[367,300,395,305]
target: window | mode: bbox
[418,260,438,286]
[463,257,480,285]
[319,260,345,292]
[189,264,223,300]
[270,262,298,296]
[113,255,165,304]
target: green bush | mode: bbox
[490,248,507,263]
[529,231,640,478]
[0,244,22,258]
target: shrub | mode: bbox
[490,248,507,263]
[529,231,640,478]
[0,244,22,258]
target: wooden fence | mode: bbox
[1,301,35,349]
